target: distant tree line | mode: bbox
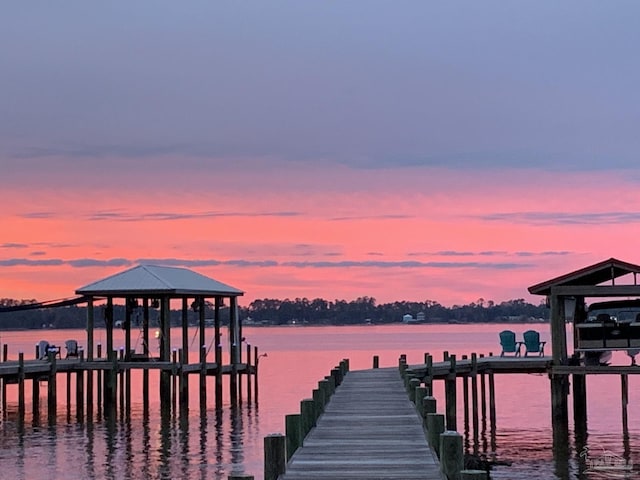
[0,296,549,330]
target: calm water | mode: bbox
[1,323,639,479]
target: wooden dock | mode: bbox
[279,367,443,480]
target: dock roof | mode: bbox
[528,257,640,296]
[75,264,244,297]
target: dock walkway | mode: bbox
[280,367,443,480]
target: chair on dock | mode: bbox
[65,339,80,358]
[522,330,546,357]
[38,340,60,360]
[499,330,521,357]
[38,340,50,360]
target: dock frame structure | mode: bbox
[528,257,640,457]
[75,264,247,414]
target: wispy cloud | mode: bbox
[480,211,640,225]
[1,243,29,249]
[0,256,531,271]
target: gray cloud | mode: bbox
[480,212,640,225]
[1,243,29,249]
[0,256,531,271]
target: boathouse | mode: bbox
[75,264,246,411]
[528,257,640,452]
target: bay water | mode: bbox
[0,323,638,479]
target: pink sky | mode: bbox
[3,160,640,307]
[2,3,640,307]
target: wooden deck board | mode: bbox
[279,368,443,480]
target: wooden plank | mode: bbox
[280,368,442,480]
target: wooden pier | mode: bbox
[280,367,442,480]
[0,343,260,422]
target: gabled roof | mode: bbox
[76,264,244,297]
[528,257,640,296]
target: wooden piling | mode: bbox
[264,434,286,480]
[445,354,457,431]
[32,375,40,417]
[425,354,433,395]
[471,353,479,448]
[18,352,25,421]
[253,346,259,404]
[76,364,84,422]
[285,413,302,460]
[200,344,207,411]
[440,431,464,480]
[47,351,57,423]
[373,355,379,368]
[97,343,103,417]
[426,412,445,456]
[300,398,316,440]
[2,343,7,416]
[572,373,587,438]
[179,348,188,414]
[246,343,252,403]
[621,374,629,431]
[488,371,496,433]
[119,348,125,415]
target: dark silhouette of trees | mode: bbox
[0,295,549,330]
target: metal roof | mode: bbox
[528,257,640,296]
[76,264,244,297]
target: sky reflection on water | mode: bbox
[1,324,639,479]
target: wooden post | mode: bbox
[32,376,40,418]
[300,398,316,440]
[160,297,171,415]
[142,298,150,414]
[572,373,587,442]
[66,370,72,419]
[119,347,125,415]
[488,371,496,433]
[425,354,433,395]
[471,353,479,449]
[445,354,457,431]
[480,367,487,431]
[86,348,93,422]
[18,352,25,421]
[373,355,379,368]
[76,361,84,422]
[229,296,239,405]
[172,348,178,414]
[264,434,286,480]
[179,348,188,414]
[621,374,629,432]
[253,346,259,404]
[426,413,445,457]
[285,413,302,460]
[414,386,427,418]
[47,351,57,424]
[440,431,464,480]
[97,343,103,418]
[313,388,325,416]
[200,344,207,411]
[246,343,252,404]
[87,297,94,361]
[215,297,223,409]
[2,343,8,416]
[409,378,420,403]
[549,291,569,450]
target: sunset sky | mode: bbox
[2,2,640,308]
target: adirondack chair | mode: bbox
[499,330,521,357]
[65,339,79,358]
[522,330,546,357]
